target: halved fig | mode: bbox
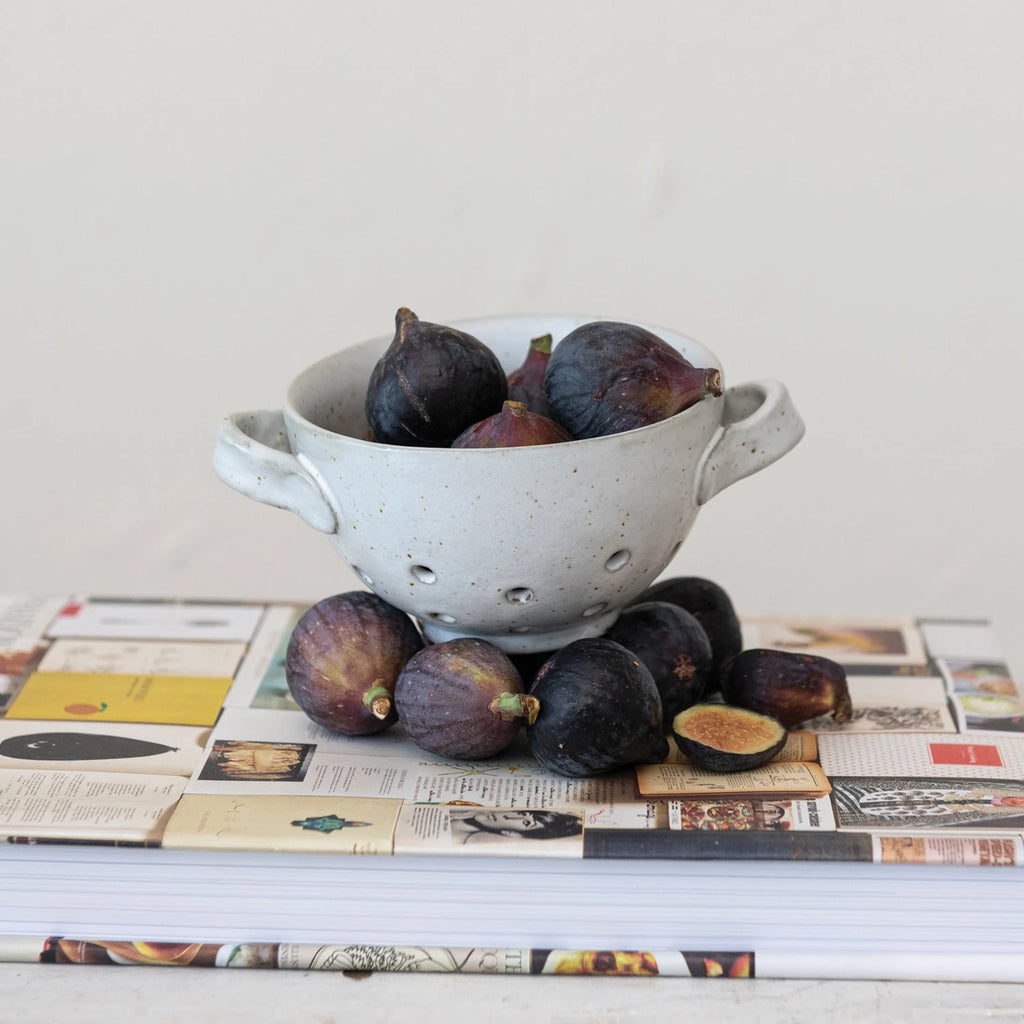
[671,703,787,773]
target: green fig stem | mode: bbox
[364,684,393,721]
[530,333,552,356]
[489,692,541,725]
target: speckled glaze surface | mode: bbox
[214,314,804,652]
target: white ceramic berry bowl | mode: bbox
[214,314,804,653]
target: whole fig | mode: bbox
[526,638,669,778]
[365,307,508,447]
[604,600,714,727]
[722,649,853,728]
[394,638,538,759]
[544,320,722,438]
[506,333,555,418]
[451,401,572,448]
[285,591,424,735]
[630,576,743,689]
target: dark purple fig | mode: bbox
[506,333,555,417]
[285,591,424,735]
[365,307,508,447]
[672,703,787,773]
[630,576,743,689]
[526,638,669,778]
[451,400,572,448]
[604,601,713,727]
[544,321,722,439]
[722,649,853,728]
[394,637,537,759]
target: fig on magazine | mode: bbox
[722,648,852,728]
[394,637,537,759]
[630,575,742,689]
[671,703,787,773]
[526,638,669,778]
[604,600,714,726]
[286,591,424,735]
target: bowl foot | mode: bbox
[417,610,622,655]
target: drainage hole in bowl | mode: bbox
[604,549,631,572]
[582,602,607,618]
[352,566,374,586]
[505,588,534,605]
[411,565,436,584]
[427,612,458,624]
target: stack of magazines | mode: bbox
[1,595,1022,980]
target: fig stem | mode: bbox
[489,692,541,726]
[363,684,394,721]
[832,687,854,723]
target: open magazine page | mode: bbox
[393,803,585,858]
[36,638,248,680]
[668,794,836,832]
[45,599,266,644]
[0,720,212,777]
[0,596,71,714]
[162,794,403,853]
[170,705,666,851]
[869,832,1024,865]
[821,732,1024,832]
[740,616,929,670]
[0,769,186,842]
[221,604,306,710]
[635,758,830,799]
[182,707,650,816]
[801,675,956,734]
[0,936,754,977]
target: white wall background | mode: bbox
[4,2,1023,674]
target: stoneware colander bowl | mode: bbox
[214,314,804,653]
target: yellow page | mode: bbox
[6,671,231,726]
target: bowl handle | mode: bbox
[697,380,805,505]
[213,411,338,534]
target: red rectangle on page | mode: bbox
[929,743,1004,767]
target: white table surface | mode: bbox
[4,963,1024,1024]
